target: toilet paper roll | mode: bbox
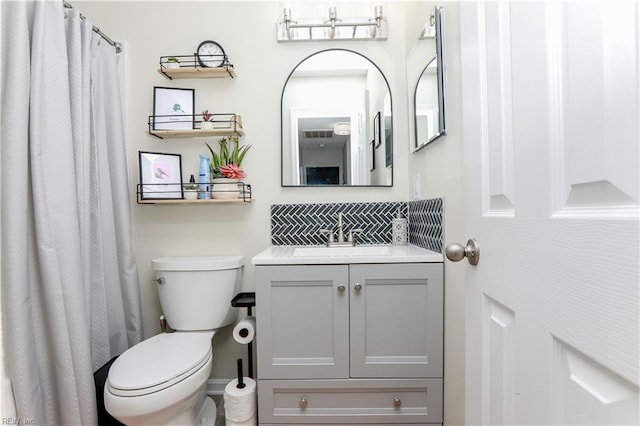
[225,414,256,426]
[232,316,256,345]
[224,377,257,424]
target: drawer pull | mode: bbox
[337,284,345,293]
[354,283,362,293]
[393,396,402,408]
[299,397,308,409]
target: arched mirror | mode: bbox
[414,6,446,151]
[281,49,392,186]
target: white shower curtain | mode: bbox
[0,1,143,424]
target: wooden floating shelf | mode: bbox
[158,66,236,79]
[136,182,252,204]
[148,114,243,139]
[137,198,253,205]
[147,128,245,139]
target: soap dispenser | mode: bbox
[392,208,408,245]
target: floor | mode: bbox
[212,395,225,426]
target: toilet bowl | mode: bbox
[104,256,243,426]
[105,332,215,425]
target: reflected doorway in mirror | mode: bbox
[281,49,393,187]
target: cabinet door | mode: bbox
[349,263,443,378]
[256,265,349,379]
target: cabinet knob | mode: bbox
[299,397,308,409]
[337,284,346,293]
[354,283,362,293]
[393,396,402,408]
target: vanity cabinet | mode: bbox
[255,262,443,425]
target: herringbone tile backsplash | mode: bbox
[271,198,443,252]
[408,198,443,253]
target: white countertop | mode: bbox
[251,244,443,265]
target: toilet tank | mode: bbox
[151,256,243,331]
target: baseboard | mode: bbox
[207,379,232,396]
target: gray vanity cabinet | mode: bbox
[255,262,444,425]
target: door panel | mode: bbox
[551,338,639,425]
[546,2,639,217]
[460,2,639,424]
[482,1,516,215]
[484,296,516,426]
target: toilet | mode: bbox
[104,256,243,426]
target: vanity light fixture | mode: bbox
[278,5,387,42]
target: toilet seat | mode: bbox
[107,333,212,397]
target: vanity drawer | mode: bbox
[258,378,443,424]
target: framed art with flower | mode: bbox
[138,151,183,200]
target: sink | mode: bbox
[293,246,391,257]
[252,244,444,265]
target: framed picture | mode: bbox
[138,151,183,199]
[370,140,376,171]
[152,87,195,130]
[373,111,382,147]
[385,114,393,168]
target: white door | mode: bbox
[459,2,639,425]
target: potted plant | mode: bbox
[205,137,251,199]
[201,110,215,129]
[165,56,180,69]
[182,182,199,200]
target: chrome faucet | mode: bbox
[319,212,363,247]
[336,212,345,243]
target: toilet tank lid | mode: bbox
[152,256,244,271]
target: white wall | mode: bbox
[75,2,465,424]
[75,0,409,375]
[406,3,466,426]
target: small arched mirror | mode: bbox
[281,49,392,186]
[414,6,446,151]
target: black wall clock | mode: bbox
[196,40,225,68]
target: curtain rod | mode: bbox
[63,1,122,53]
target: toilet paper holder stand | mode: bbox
[231,292,256,379]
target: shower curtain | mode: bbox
[1,1,143,424]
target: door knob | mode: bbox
[445,238,480,265]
